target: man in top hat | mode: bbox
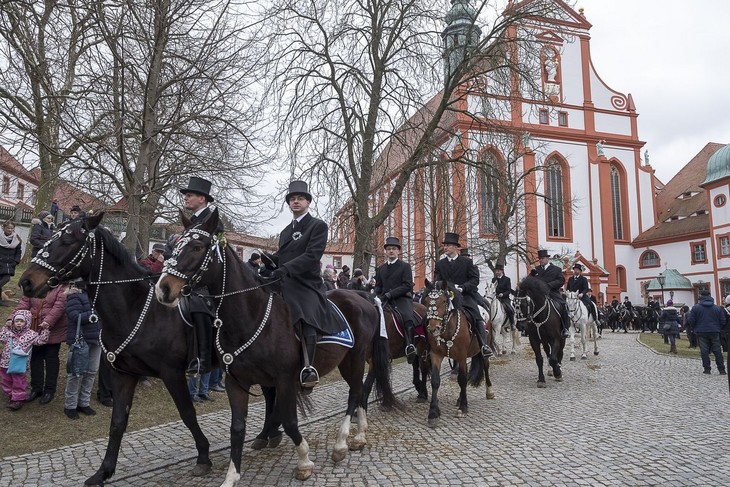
[264,180,339,393]
[492,264,515,329]
[179,176,220,376]
[140,243,166,274]
[434,232,493,357]
[566,263,597,324]
[530,249,570,338]
[69,205,84,220]
[374,236,417,363]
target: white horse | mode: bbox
[483,283,520,355]
[565,291,600,360]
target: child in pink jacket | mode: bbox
[0,310,50,410]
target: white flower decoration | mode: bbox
[292,231,302,240]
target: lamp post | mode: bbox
[657,272,666,306]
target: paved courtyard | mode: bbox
[1,332,728,486]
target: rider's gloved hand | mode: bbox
[271,268,287,280]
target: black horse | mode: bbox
[154,209,395,483]
[18,214,213,487]
[514,276,565,387]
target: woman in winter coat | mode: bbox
[0,310,50,410]
[659,305,682,354]
[0,220,22,306]
[7,284,68,404]
[30,211,54,257]
[63,279,101,419]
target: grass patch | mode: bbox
[637,331,702,359]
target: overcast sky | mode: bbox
[578,0,730,183]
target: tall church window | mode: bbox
[610,165,624,240]
[479,150,500,234]
[545,158,564,237]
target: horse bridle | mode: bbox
[31,222,97,289]
[424,288,461,356]
[162,225,220,295]
[514,294,552,327]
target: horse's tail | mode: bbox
[368,331,402,411]
[467,355,485,388]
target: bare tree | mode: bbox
[255,0,566,273]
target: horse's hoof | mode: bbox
[416,396,427,403]
[569,356,576,361]
[554,376,563,382]
[486,391,496,400]
[594,351,599,356]
[510,351,515,355]
[331,448,348,462]
[251,438,268,450]
[268,433,283,448]
[295,466,313,481]
[349,439,366,451]
[455,409,465,418]
[191,462,212,477]
[428,418,439,428]
[537,381,546,388]
[581,355,587,360]
[501,350,507,355]
[547,369,553,376]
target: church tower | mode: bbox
[442,0,482,84]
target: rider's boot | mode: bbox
[475,320,493,358]
[560,306,571,339]
[300,331,320,394]
[404,320,417,364]
[187,315,212,376]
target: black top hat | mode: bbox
[285,180,312,203]
[573,263,583,271]
[460,248,470,257]
[442,232,461,247]
[180,177,214,202]
[342,265,350,273]
[494,264,504,271]
[537,249,549,258]
[384,237,401,249]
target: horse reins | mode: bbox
[425,289,461,359]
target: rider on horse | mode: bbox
[180,176,221,376]
[434,233,493,358]
[374,236,417,363]
[492,264,515,330]
[530,249,570,338]
[566,263,597,323]
[264,180,339,394]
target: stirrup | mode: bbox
[300,366,319,389]
[186,359,201,377]
[405,344,417,363]
[481,344,493,358]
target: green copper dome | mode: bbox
[645,268,693,291]
[703,143,730,185]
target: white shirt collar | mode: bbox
[293,211,308,223]
[194,206,208,218]
[388,259,398,265]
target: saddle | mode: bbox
[308,300,355,348]
[177,293,216,327]
[386,304,425,338]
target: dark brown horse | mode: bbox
[17,214,213,487]
[421,279,495,428]
[154,209,395,483]
[515,276,566,387]
[363,300,430,403]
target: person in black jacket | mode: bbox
[374,237,417,362]
[62,279,102,419]
[434,233,493,357]
[530,249,570,338]
[565,263,597,323]
[30,211,54,257]
[0,220,22,306]
[492,263,515,329]
[264,180,338,393]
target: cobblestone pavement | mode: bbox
[2,332,728,487]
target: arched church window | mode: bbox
[610,165,624,240]
[640,250,660,268]
[545,157,564,237]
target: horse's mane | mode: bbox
[517,275,550,297]
[68,219,150,275]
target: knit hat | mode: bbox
[353,268,364,278]
[13,310,32,325]
[38,211,51,220]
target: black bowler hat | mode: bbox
[494,263,504,271]
[285,180,312,203]
[442,232,461,247]
[573,263,583,271]
[180,177,214,202]
[384,237,401,249]
[537,249,549,258]
[460,248,470,257]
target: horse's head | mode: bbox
[422,278,457,337]
[483,282,497,300]
[19,213,105,298]
[155,208,222,307]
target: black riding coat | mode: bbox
[434,255,481,324]
[566,274,592,310]
[492,274,513,298]
[274,213,338,334]
[532,262,565,302]
[374,259,414,325]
